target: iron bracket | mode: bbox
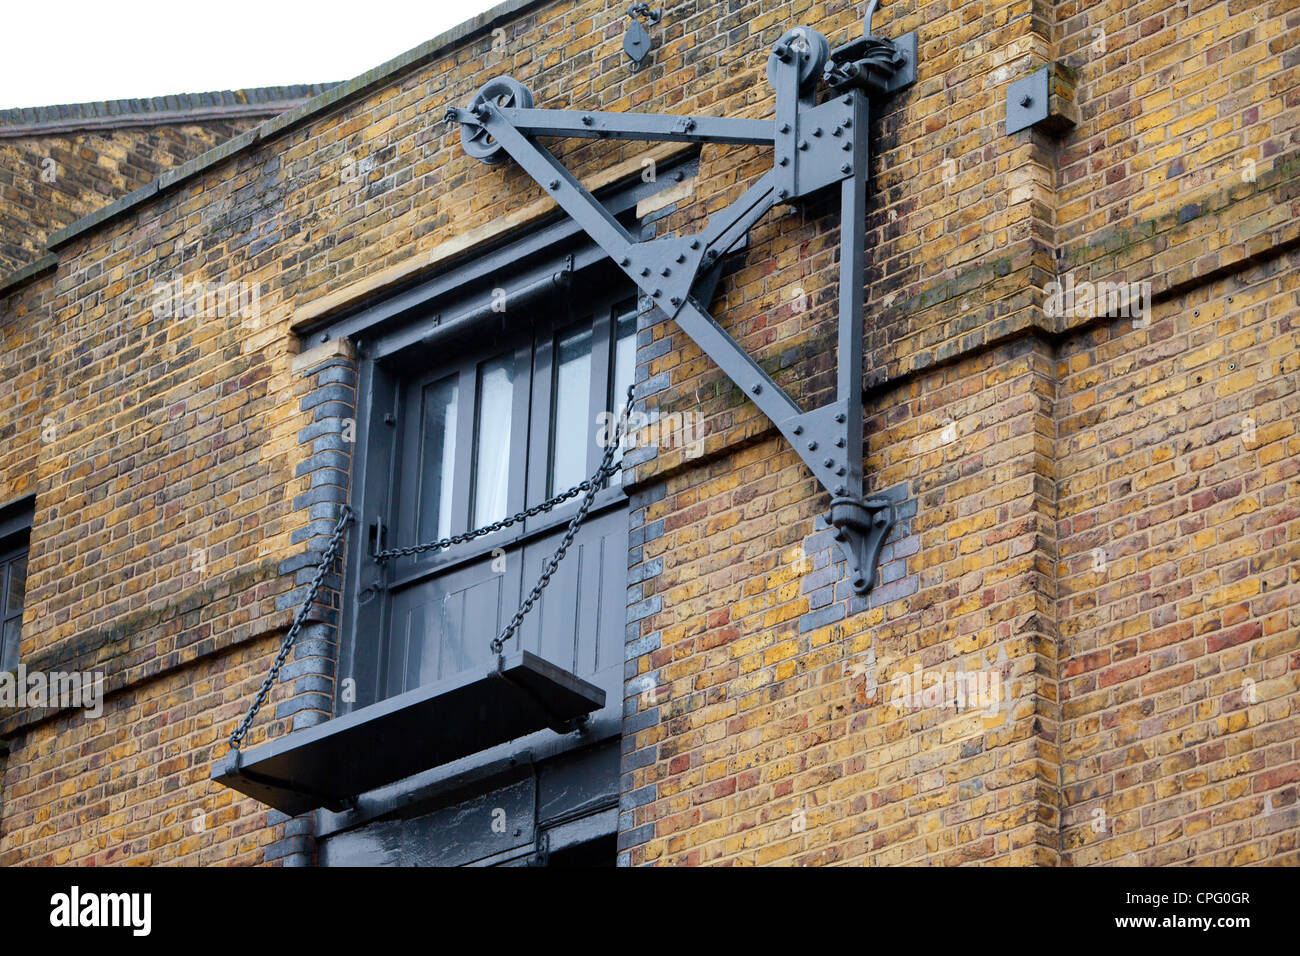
[450,2,918,592]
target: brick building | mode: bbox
[0,0,1296,867]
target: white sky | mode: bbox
[0,0,503,111]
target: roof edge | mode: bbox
[45,0,549,254]
[0,86,340,139]
[0,253,58,299]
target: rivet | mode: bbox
[834,413,846,423]
[582,114,593,125]
[676,254,686,263]
[842,141,852,151]
[640,267,651,276]
[1020,95,1033,108]
[652,288,662,297]
[841,163,852,173]
[823,458,834,468]
[812,127,823,137]
[661,267,671,276]
[807,441,818,451]
[779,123,791,134]
[690,239,701,249]
[778,156,789,166]
[798,140,809,151]
[836,467,846,476]
[751,384,762,394]
[843,118,852,128]
[776,188,788,199]
[832,126,843,137]
[620,256,631,266]
[835,485,847,496]
[792,425,803,435]
[670,296,681,306]
[548,179,560,190]
[835,438,846,447]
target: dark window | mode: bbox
[0,538,29,675]
[346,278,638,711]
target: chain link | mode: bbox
[229,386,637,748]
[228,506,353,750]
[374,470,596,563]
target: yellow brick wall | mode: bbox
[0,0,1296,865]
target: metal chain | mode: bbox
[228,505,353,750]
[229,385,636,748]
[373,386,635,564]
[492,384,635,654]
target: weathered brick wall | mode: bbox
[0,121,260,277]
[1055,252,1300,865]
[0,0,1296,866]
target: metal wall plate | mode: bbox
[1006,67,1050,135]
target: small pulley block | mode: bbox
[461,77,535,164]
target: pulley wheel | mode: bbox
[460,77,535,165]
[766,28,830,94]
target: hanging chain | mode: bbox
[373,385,636,565]
[492,384,635,654]
[373,469,594,562]
[229,386,637,749]
[228,505,353,750]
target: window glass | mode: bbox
[550,325,593,494]
[473,355,514,527]
[418,376,458,542]
[609,308,637,485]
[0,617,17,674]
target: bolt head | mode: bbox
[751,384,762,394]
[1020,95,1033,108]
[807,441,818,452]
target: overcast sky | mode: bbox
[0,0,503,110]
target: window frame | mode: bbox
[0,496,34,675]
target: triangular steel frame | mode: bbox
[448,4,917,592]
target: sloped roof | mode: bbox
[0,85,340,137]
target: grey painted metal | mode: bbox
[623,4,661,72]
[211,650,606,816]
[451,5,919,592]
[1006,67,1051,135]
[500,109,771,145]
